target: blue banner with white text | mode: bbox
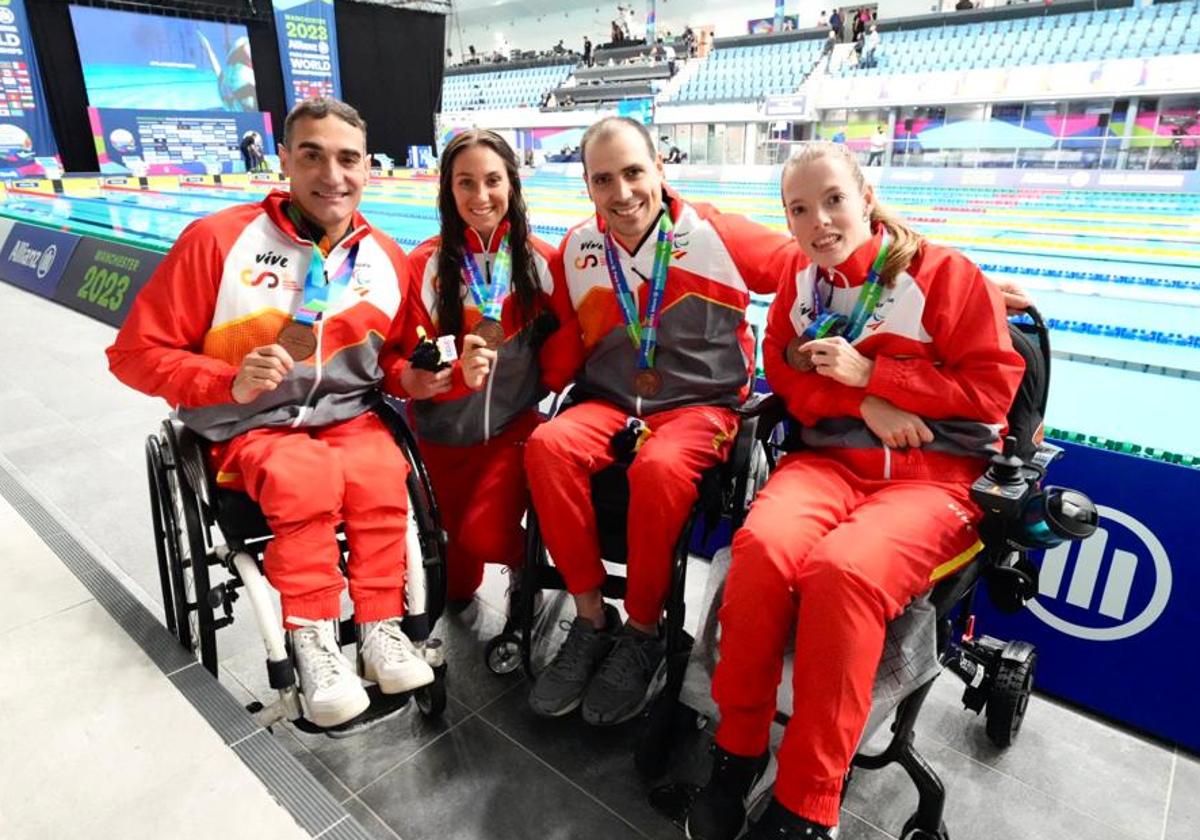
[274,0,343,109]
[0,0,62,178]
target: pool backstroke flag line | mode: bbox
[0,0,61,178]
[274,0,343,109]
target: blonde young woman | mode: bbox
[686,142,1025,840]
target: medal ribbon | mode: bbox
[460,233,513,322]
[602,211,673,371]
[286,203,359,326]
[802,229,891,343]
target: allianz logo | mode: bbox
[1028,506,1171,642]
[9,240,58,279]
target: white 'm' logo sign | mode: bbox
[1027,506,1171,641]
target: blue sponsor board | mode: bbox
[973,441,1199,752]
[0,223,80,298]
[274,0,342,109]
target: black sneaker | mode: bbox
[685,744,770,840]
[745,800,836,839]
[580,623,667,726]
[528,603,620,717]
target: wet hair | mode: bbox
[283,98,366,149]
[781,141,924,286]
[579,116,657,172]
[435,129,539,337]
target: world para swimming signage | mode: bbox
[55,237,164,328]
[274,0,342,109]
[0,0,62,178]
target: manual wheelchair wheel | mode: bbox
[901,814,949,840]
[415,665,448,717]
[149,426,219,674]
[485,633,522,675]
[985,651,1037,748]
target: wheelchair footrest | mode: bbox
[292,684,412,739]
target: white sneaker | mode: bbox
[288,617,370,728]
[359,618,435,694]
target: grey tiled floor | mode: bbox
[1,280,1195,840]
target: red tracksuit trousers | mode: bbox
[711,452,982,827]
[524,400,738,626]
[210,411,410,626]
[418,411,541,602]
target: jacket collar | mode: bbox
[823,224,884,289]
[463,217,512,255]
[262,189,371,252]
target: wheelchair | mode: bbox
[482,384,771,731]
[144,397,450,736]
[644,307,1098,839]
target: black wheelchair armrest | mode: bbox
[735,391,782,419]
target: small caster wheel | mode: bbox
[985,651,1037,748]
[485,633,522,675]
[416,666,448,717]
[901,814,948,840]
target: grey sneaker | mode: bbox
[528,603,620,717]
[581,623,667,726]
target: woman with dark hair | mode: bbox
[686,141,1024,839]
[399,129,583,606]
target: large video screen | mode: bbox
[69,6,257,112]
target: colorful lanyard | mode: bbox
[287,204,359,326]
[602,211,674,371]
[803,229,891,343]
[459,232,512,321]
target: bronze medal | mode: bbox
[786,335,815,372]
[277,320,317,361]
[471,317,505,350]
[633,368,663,398]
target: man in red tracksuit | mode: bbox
[108,99,441,729]
[524,117,794,725]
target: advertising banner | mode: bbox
[69,5,256,112]
[273,0,342,108]
[0,222,80,298]
[89,107,276,176]
[818,53,1200,109]
[971,443,1199,752]
[0,0,62,178]
[54,238,164,328]
[879,166,1200,194]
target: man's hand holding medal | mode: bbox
[232,344,295,404]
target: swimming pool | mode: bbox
[1,172,1194,461]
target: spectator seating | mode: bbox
[669,38,825,104]
[842,2,1200,77]
[441,63,574,111]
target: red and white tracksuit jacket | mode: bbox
[401,223,584,600]
[524,188,794,625]
[107,191,418,624]
[712,228,1024,826]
